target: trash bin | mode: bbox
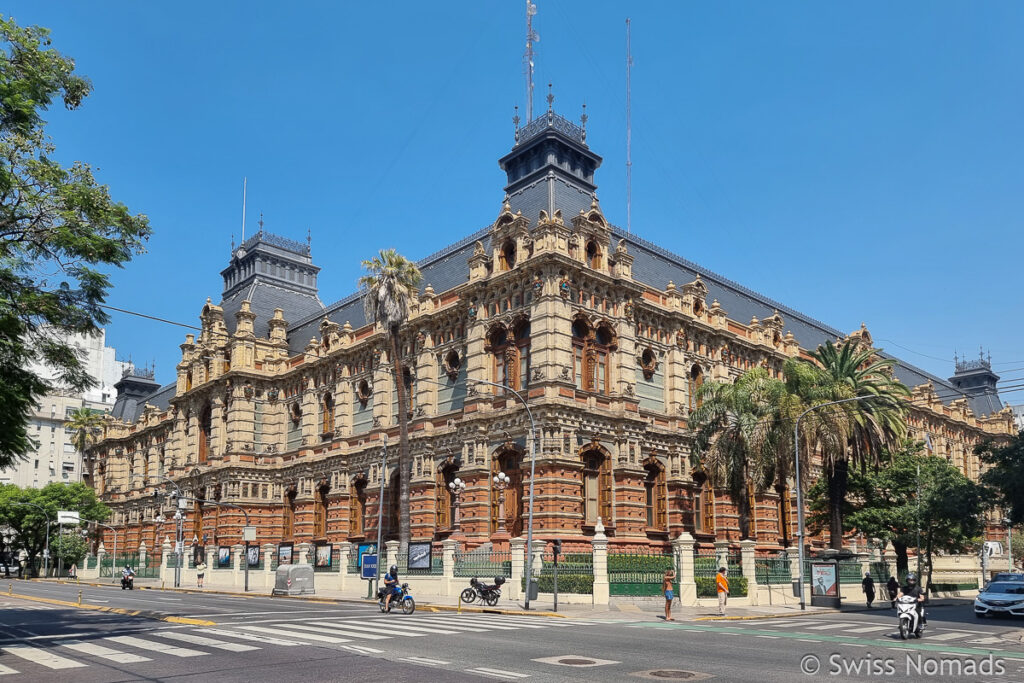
[792,579,801,598]
[272,564,315,596]
[527,579,539,601]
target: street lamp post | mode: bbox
[189,497,252,592]
[154,475,185,588]
[493,471,510,532]
[12,501,50,578]
[794,395,891,611]
[448,478,467,532]
[1004,518,1014,572]
[91,520,118,580]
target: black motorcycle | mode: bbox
[121,574,134,590]
[461,576,505,607]
[377,582,415,614]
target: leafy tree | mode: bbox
[65,405,104,460]
[0,16,150,469]
[0,481,108,576]
[813,442,985,583]
[359,249,422,552]
[794,339,909,549]
[978,431,1024,526]
[50,532,88,572]
[690,368,790,539]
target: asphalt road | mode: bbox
[1,581,1022,682]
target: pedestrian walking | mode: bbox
[716,567,729,616]
[69,563,77,581]
[662,569,676,621]
[196,560,207,588]
[861,572,875,608]
[886,575,899,608]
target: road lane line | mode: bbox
[402,656,449,665]
[806,623,849,630]
[2,646,87,669]
[468,667,531,679]
[200,628,308,646]
[342,645,384,655]
[843,626,891,633]
[320,620,459,636]
[416,616,521,630]
[926,632,976,641]
[155,631,259,651]
[106,635,208,658]
[59,640,151,663]
[236,625,350,644]
[0,664,18,675]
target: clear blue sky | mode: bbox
[10,2,1024,395]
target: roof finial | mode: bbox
[513,105,521,142]
[231,233,235,251]
[547,82,554,111]
[580,102,588,141]
[307,227,311,248]
[258,212,265,235]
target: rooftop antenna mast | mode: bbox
[626,17,633,234]
[525,1,538,121]
[241,177,247,243]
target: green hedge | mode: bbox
[608,554,675,573]
[696,575,748,598]
[522,573,594,594]
[929,581,978,593]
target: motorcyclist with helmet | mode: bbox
[897,572,926,625]
[383,564,401,612]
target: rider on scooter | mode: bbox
[121,565,135,589]
[383,564,400,611]
[897,572,926,625]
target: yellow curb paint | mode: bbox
[6,593,216,626]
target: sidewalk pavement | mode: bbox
[38,577,975,623]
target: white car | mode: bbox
[974,580,1024,618]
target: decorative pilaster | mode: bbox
[338,541,352,591]
[591,522,609,606]
[740,538,758,605]
[442,539,458,597]
[509,537,525,601]
[672,532,697,605]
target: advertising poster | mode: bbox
[408,542,432,570]
[217,546,231,568]
[811,562,838,597]
[278,542,294,565]
[357,543,376,569]
[246,545,260,567]
[315,543,332,568]
[193,545,205,566]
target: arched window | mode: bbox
[320,393,334,436]
[489,322,530,392]
[694,480,714,534]
[499,239,517,270]
[313,482,330,538]
[193,500,204,543]
[283,487,296,538]
[198,405,212,464]
[586,240,602,269]
[435,464,457,532]
[572,320,614,394]
[491,449,524,535]
[688,365,704,411]
[581,448,612,526]
[644,460,667,531]
[349,479,366,537]
[287,402,302,450]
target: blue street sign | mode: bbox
[361,553,378,580]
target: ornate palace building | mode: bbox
[89,105,1016,558]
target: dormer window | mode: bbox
[586,240,602,269]
[499,240,517,271]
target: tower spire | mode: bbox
[626,17,633,235]
[524,1,538,121]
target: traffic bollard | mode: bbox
[7,583,11,595]
[78,590,82,606]
[458,593,462,614]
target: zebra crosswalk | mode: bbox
[0,613,612,676]
[717,617,1006,644]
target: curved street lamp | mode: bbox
[493,471,511,532]
[448,478,467,532]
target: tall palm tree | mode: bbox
[65,406,104,476]
[359,249,422,554]
[800,339,910,549]
[690,368,790,539]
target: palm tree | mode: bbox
[799,339,910,549]
[690,368,790,539]
[359,249,422,554]
[65,406,105,476]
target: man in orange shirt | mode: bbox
[716,567,729,616]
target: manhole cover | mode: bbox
[630,671,712,681]
[534,655,620,668]
[559,658,596,666]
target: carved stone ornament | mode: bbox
[243,383,255,399]
[623,299,635,320]
[267,387,280,403]
[559,277,571,298]
[467,304,478,320]
[624,383,635,397]
[676,329,687,348]
[415,330,426,350]
[532,275,543,294]
[559,366,572,380]
[372,416,382,428]
[531,367,544,382]
[441,350,461,380]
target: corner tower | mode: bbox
[499,96,602,225]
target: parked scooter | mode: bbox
[376,582,415,614]
[896,595,925,639]
[461,576,505,607]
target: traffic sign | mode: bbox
[57,510,80,525]
[361,553,378,580]
[242,526,257,541]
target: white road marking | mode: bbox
[468,667,531,679]
[968,636,1004,644]
[843,626,892,633]
[278,623,393,640]
[321,620,457,636]
[2,645,87,669]
[402,656,449,665]
[342,644,384,655]
[0,664,18,675]
[927,632,976,641]
[106,635,208,658]
[807,623,850,630]
[755,635,780,639]
[200,628,308,646]
[417,616,520,630]
[59,640,151,663]
[236,625,350,644]
[155,631,259,651]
